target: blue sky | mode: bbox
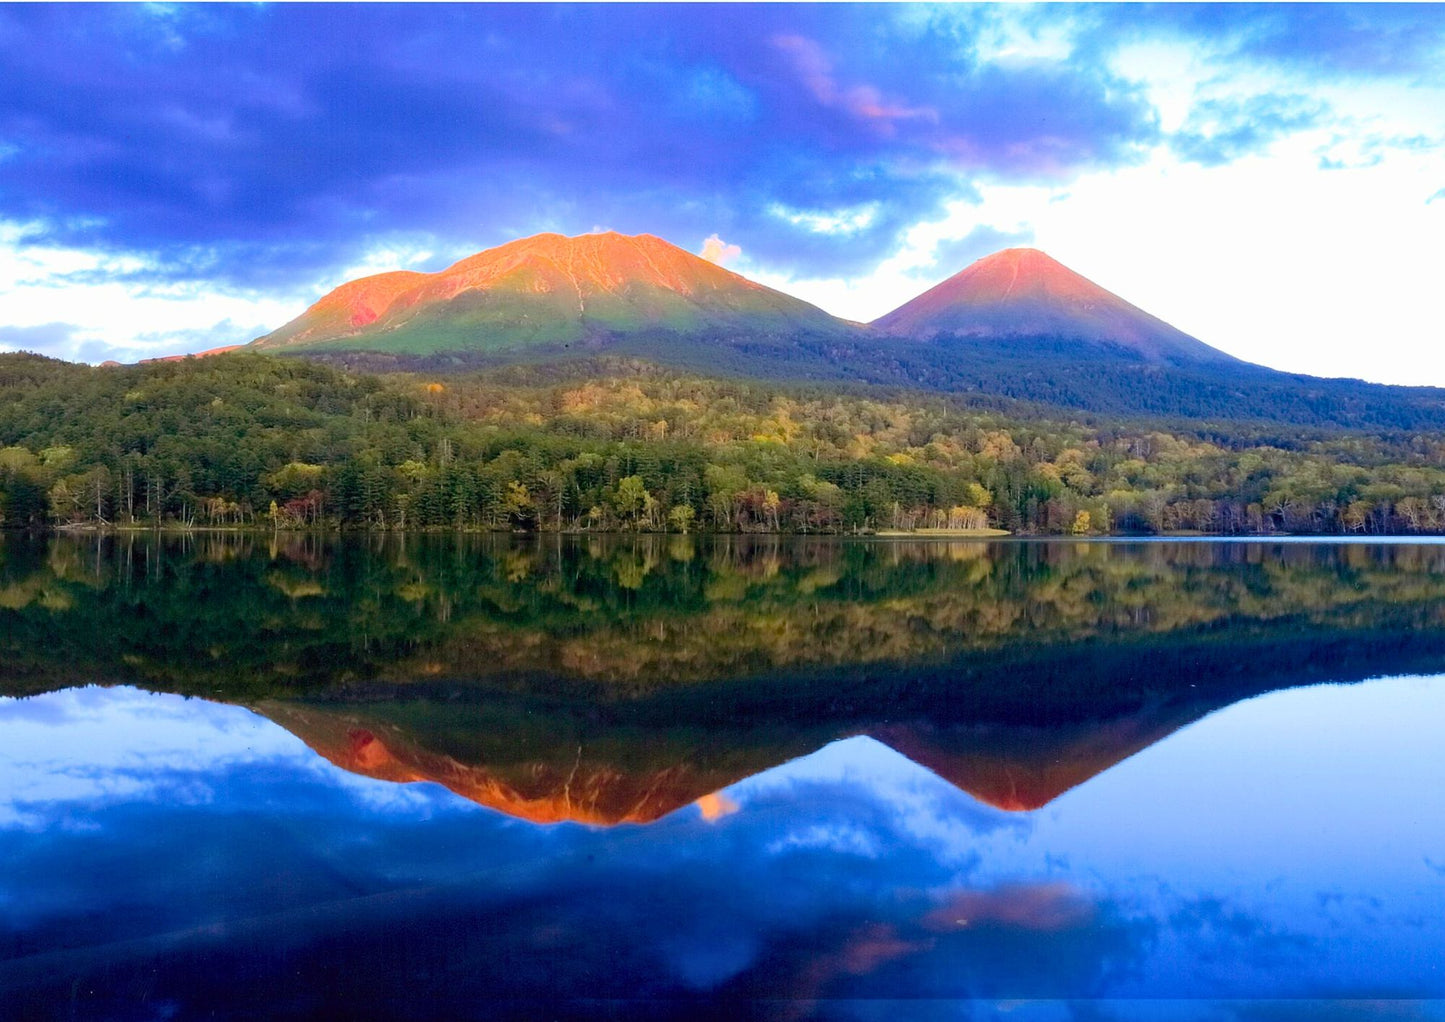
[0,4,1442,382]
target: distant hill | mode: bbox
[873,247,1239,368]
[244,231,1445,431]
[254,231,857,356]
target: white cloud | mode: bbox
[0,223,301,362]
[0,687,296,828]
[0,223,472,363]
[333,240,440,281]
[699,233,742,266]
[1013,140,1445,384]
[768,201,879,235]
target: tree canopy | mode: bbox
[6,351,1445,536]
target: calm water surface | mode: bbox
[1,534,1443,1020]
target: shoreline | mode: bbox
[13,525,1444,542]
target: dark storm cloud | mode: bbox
[0,4,1160,286]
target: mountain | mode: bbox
[247,690,1228,825]
[254,231,856,356]
[245,231,1445,430]
[252,704,720,826]
[140,343,246,364]
[857,246,1445,429]
[870,710,1211,812]
[873,247,1238,367]
[259,271,429,349]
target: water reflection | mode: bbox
[249,691,1223,823]
[2,680,1444,1018]
[8,531,1445,699]
[4,535,1445,1016]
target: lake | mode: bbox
[2,534,1444,1020]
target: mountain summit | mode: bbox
[240,231,1445,429]
[873,248,1238,366]
[255,231,852,355]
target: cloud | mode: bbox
[0,322,80,357]
[0,692,1152,1009]
[770,34,937,135]
[0,4,1163,286]
[130,318,266,358]
[699,233,742,266]
[1215,5,1445,78]
[1172,94,1327,167]
[1071,4,1445,79]
[0,218,309,363]
[914,224,1036,279]
[0,316,261,365]
[0,3,1439,367]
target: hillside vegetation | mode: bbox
[5,351,1445,535]
[253,232,1445,431]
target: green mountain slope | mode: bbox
[249,231,1445,430]
[254,231,859,356]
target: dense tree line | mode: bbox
[307,330,1445,432]
[7,351,1445,535]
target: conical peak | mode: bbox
[978,246,1049,262]
[940,247,1106,303]
[873,246,1238,365]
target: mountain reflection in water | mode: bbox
[254,690,1219,823]
[3,535,1445,1018]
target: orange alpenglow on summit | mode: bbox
[248,229,1246,374]
[249,697,1217,825]
[873,247,1239,367]
[252,231,851,354]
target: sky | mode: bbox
[0,3,1442,383]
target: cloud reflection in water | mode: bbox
[2,679,1445,1017]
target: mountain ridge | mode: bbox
[254,232,1243,368]
[234,229,1445,431]
[255,231,855,354]
[249,696,1221,825]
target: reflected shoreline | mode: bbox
[9,533,1445,825]
[6,531,1445,1014]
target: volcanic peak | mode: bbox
[873,245,1239,366]
[253,230,838,352]
[942,247,1109,303]
[409,230,763,303]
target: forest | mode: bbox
[6,350,1445,535]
